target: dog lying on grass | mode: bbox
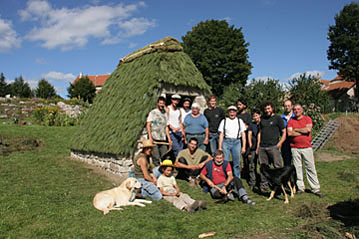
[93,177,152,215]
[260,164,296,204]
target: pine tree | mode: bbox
[35,79,57,99]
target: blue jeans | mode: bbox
[209,132,219,155]
[186,133,206,151]
[170,131,184,157]
[223,138,242,178]
[137,178,162,200]
[152,166,161,179]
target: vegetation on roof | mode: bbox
[70,37,210,156]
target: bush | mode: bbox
[303,103,325,137]
[33,106,79,126]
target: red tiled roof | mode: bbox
[74,74,110,87]
[322,75,355,91]
[327,81,355,91]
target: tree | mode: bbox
[182,20,252,97]
[244,78,285,113]
[9,76,33,98]
[288,74,332,113]
[327,2,359,100]
[67,76,96,103]
[35,79,57,99]
[219,78,285,113]
[0,73,9,97]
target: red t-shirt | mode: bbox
[287,116,312,148]
[201,161,232,185]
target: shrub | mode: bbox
[33,106,79,126]
[303,103,325,137]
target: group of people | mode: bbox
[133,94,323,213]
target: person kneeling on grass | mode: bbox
[157,160,207,213]
[200,150,256,205]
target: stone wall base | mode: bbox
[70,150,132,177]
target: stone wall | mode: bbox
[70,150,133,177]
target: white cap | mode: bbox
[191,103,200,109]
[171,94,181,99]
[227,105,237,111]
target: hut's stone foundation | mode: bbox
[70,150,133,177]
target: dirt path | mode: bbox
[324,115,359,154]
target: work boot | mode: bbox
[198,200,208,210]
[187,201,200,214]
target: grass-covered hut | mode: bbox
[70,37,210,173]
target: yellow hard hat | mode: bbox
[161,159,175,167]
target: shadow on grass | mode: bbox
[328,199,359,227]
[0,135,44,156]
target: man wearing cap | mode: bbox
[167,94,185,157]
[183,102,209,151]
[175,138,212,183]
[180,97,192,123]
[204,95,225,155]
[133,140,162,200]
[218,106,246,179]
[146,96,171,166]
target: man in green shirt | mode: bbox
[175,138,212,183]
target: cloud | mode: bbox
[223,17,232,23]
[42,71,76,82]
[35,58,47,64]
[287,70,324,81]
[128,42,138,49]
[19,0,155,50]
[0,18,21,52]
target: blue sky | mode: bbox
[0,0,354,98]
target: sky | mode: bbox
[0,0,355,98]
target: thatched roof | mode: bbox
[70,37,211,156]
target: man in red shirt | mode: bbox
[287,104,323,198]
[200,150,255,205]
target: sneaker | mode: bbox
[187,201,200,214]
[198,200,208,210]
[242,198,256,205]
[296,190,305,195]
[313,191,324,198]
[227,192,235,201]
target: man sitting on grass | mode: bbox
[175,138,212,186]
[200,150,256,205]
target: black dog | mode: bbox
[260,164,296,204]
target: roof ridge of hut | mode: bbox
[119,37,183,65]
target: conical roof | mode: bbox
[70,37,210,156]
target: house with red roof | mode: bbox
[321,75,356,111]
[74,73,111,93]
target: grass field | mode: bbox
[1,120,358,239]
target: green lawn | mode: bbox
[0,121,358,238]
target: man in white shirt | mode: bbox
[167,94,185,157]
[218,106,246,179]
